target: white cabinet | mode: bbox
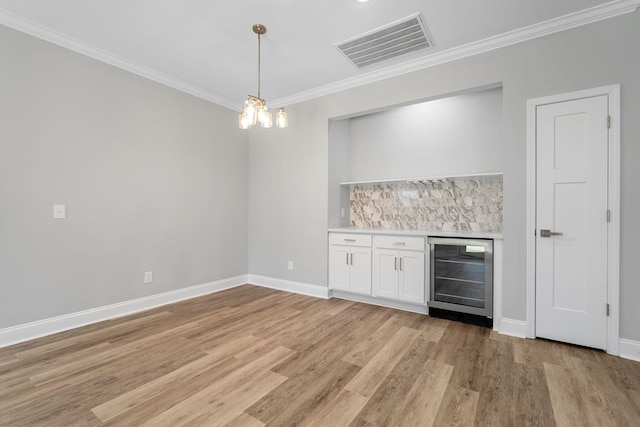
[328,232,426,305]
[372,236,426,304]
[329,233,372,295]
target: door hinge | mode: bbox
[607,209,612,223]
[606,303,610,316]
[607,115,611,129]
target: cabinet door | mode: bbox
[330,245,351,291]
[399,250,425,304]
[350,247,372,295]
[373,249,399,299]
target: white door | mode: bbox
[398,251,425,304]
[373,249,399,299]
[350,247,372,295]
[535,95,609,349]
[330,245,351,291]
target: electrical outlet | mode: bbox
[144,271,153,283]
[53,204,66,219]
[287,261,294,271]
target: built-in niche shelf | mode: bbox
[340,172,503,186]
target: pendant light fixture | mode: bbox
[238,24,288,129]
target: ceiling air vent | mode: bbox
[335,14,433,68]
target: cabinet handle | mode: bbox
[346,253,349,265]
[399,257,403,271]
[393,242,406,246]
[394,257,398,270]
[350,253,353,265]
[344,238,356,242]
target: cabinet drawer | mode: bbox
[373,235,424,251]
[330,233,372,247]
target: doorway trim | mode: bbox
[526,84,620,355]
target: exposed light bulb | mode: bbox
[276,108,288,128]
[238,113,250,130]
[261,110,273,128]
[257,105,269,123]
[243,98,258,125]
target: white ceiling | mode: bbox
[1,1,638,110]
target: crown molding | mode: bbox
[271,0,640,107]
[0,8,238,110]
[2,0,638,110]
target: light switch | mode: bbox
[53,204,66,219]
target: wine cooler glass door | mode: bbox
[429,238,493,317]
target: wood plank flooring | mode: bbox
[1,285,639,426]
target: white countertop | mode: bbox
[328,227,503,240]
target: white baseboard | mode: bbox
[5,275,639,364]
[247,274,330,299]
[498,317,528,338]
[619,338,640,362]
[0,275,248,348]
[497,320,640,361]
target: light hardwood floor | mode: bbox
[1,285,639,426]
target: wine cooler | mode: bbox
[428,237,493,322]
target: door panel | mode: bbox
[350,247,372,295]
[399,251,425,304]
[330,246,351,291]
[552,182,587,312]
[373,249,398,299]
[536,95,608,350]
[554,112,587,169]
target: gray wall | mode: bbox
[248,101,329,284]
[0,25,249,329]
[247,11,640,341]
[347,87,503,181]
[327,119,351,229]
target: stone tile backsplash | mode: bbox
[349,175,503,232]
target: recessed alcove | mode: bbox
[328,86,504,230]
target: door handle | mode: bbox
[540,229,564,238]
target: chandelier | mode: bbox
[238,24,288,129]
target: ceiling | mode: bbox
[1,1,637,110]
